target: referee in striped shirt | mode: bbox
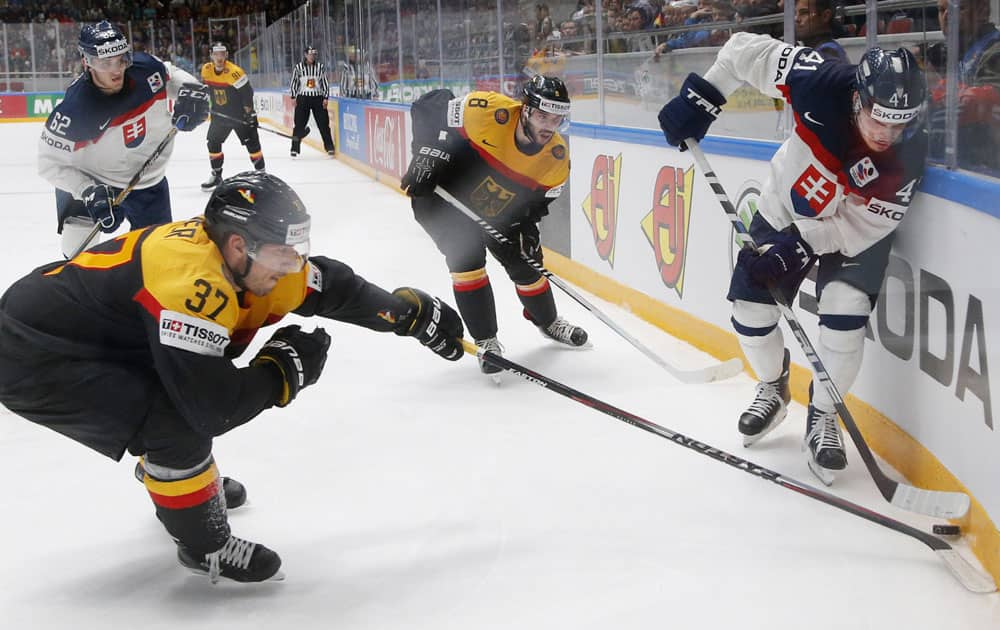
[289,46,335,156]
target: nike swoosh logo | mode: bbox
[803,111,824,126]
[99,118,111,130]
[482,139,497,147]
[841,261,861,268]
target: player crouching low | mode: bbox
[658,33,928,484]
[401,75,588,381]
[0,172,464,583]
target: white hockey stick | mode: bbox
[68,126,180,260]
[686,139,970,519]
[436,187,744,383]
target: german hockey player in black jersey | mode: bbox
[401,75,587,379]
[200,43,264,189]
[0,172,463,583]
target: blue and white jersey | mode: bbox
[37,53,199,199]
[703,33,928,257]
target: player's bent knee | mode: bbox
[732,300,780,333]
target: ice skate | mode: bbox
[738,349,790,447]
[134,461,247,509]
[200,170,222,191]
[804,403,847,486]
[177,535,283,583]
[538,316,589,347]
[475,336,503,385]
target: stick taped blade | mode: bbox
[892,484,971,519]
[936,550,997,593]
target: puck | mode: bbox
[932,524,961,536]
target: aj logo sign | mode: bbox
[581,154,622,267]
[641,165,695,298]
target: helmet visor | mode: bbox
[84,51,133,72]
[249,241,310,274]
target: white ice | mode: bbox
[1,121,997,629]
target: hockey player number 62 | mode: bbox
[48,112,71,136]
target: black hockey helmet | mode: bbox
[305,45,318,56]
[78,21,132,68]
[521,74,572,117]
[204,172,311,266]
[855,47,926,125]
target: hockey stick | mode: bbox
[209,110,301,141]
[69,126,180,260]
[435,187,744,384]
[685,139,970,519]
[460,338,995,593]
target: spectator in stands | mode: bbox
[654,0,731,54]
[925,0,1000,173]
[795,0,847,62]
[559,19,586,54]
[624,2,658,52]
[536,3,555,50]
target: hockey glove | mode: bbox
[658,73,726,151]
[243,109,259,129]
[392,287,464,361]
[82,184,123,233]
[172,83,210,131]
[400,144,452,197]
[518,220,542,262]
[252,325,332,407]
[744,225,816,286]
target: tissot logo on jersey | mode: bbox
[123,117,146,147]
[159,310,230,356]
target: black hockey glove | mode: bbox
[243,109,259,129]
[400,144,452,197]
[518,220,542,261]
[172,83,210,131]
[658,73,726,151]
[252,325,332,407]
[743,225,816,286]
[392,287,464,361]
[82,184,122,233]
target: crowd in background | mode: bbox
[1,0,305,76]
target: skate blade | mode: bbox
[740,409,787,447]
[807,456,837,486]
[488,372,502,386]
[186,566,286,584]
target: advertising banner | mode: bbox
[338,100,367,162]
[0,94,28,119]
[365,106,406,179]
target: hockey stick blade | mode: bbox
[459,339,995,594]
[437,187,742,384]
[686,140,971,519]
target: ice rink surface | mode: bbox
[0,121,997,629]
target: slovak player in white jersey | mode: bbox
[659,32,928,485]
[38,21,211,258]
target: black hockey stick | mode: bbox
[435,187,743,383]
[459,338,994,593]
[69,126,180,260]
[685,138,970,519]
[209,110,301,141]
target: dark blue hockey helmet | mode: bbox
[855,47,926,126]
[78,21,132,70]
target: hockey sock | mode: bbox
[142,455,230,555]
[209,152,224,172]
[810,324,865,411]
[451,268,498,341]
[250,151,265,170]
[732,300,784,382]
[516,278,557,328]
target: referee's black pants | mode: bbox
[292,95,334,152]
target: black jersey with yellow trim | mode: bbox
[411,89,569,228]
[0,218,418,437]
[201,60,253,117]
